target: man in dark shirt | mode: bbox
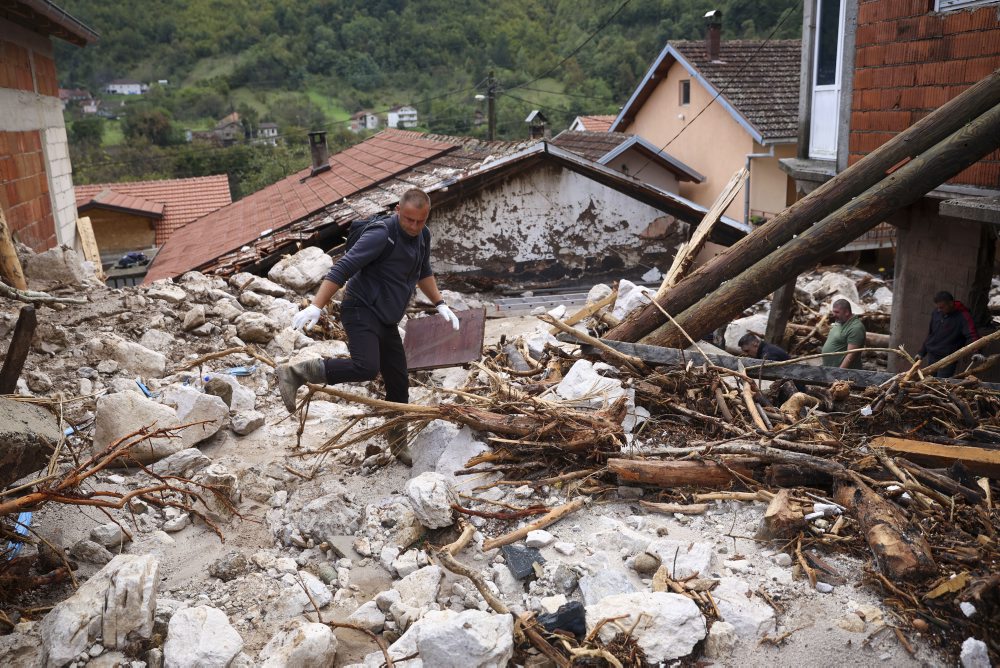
[738,333,790,362]
[918,291,978,377]
[277,189,459,463]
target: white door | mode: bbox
[809,0,846,160]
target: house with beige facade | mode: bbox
[610,16,800,226]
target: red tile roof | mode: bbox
[574,115,616,132]
[76,174,232,247]
[145,129,456,282]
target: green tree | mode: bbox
[70,118,104,147]
[121,107,179,146]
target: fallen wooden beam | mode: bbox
[0,305,36,394]
[578,339,1000,390]
[608,457,761,487]
[873,436,1000,479]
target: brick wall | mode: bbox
[0,130,56,251]
[0,38,58,96]
[849,1,1000,186]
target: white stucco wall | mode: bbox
[430,162,684,279]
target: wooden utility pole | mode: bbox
[641,101,1000,349]
[606,69,1000,343]
[487,70,497,141]
[0,205,27,290]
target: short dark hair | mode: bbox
[933,291,954,303]
[832,298,852,313]
[399,188,430,209]
[738,333,760,348]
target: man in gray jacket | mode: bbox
[277,188,459,463]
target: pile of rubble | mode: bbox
[0,244,996,668]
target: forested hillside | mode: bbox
[55,0,800,188]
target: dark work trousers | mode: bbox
[323,304,409,403]
[924,354,957,378]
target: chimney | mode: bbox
[308,131,330,176]
[704,9,722,61]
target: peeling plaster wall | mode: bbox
[430,162,685,283]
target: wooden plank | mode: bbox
[0,305,37,394]
[873,436,1000,479]
[579,338,1000,390]
[75,216,106,282]
[0,205,27,290]
[404,307,485,371]
[657,166,748,297]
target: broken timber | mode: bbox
[606,69,1000,344]
[873,436,1000,478]
[0,305,36,394]
[577,339,1000,390]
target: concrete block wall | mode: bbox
[0,18,79,251]
[849,1,1000,186]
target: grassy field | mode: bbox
[305,89,351,123]
[103,120,124,146]
[184,56,240,84]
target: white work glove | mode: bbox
[292,304,322,332]
[436,303,460,331]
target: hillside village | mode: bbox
[2,1,1000,667]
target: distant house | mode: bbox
[387,105,418,129]
[75,174,232,283]
[350,111,380,133]
[58,87,91,108]
[611,14,800,225]
[214,112,244,145]
[104,79,146,95]
[779,0,1000,371]
[81,98,99,115]
[145,129,747,286]
[569,115,616,132]
[1,0,98,253]
[257,122,279,145]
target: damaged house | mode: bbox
[146,128,746,289]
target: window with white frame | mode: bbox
[935,0,999,11]
[679,79,690,106]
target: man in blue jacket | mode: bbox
[918,291,978,377]
[277,189,459,462]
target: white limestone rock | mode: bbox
[645,539,713,579]
[268,246,333,292]
[586,283,613,304]
[415,609,514,668]
[234,312,278,343]
[406,472,458,529]
[525,530,555,548]
[146,282,188,304]
[164,606,243,668]
[139,329,176,353]
[258,619,338,668]
[723,312,770,354]
[150,448,212,478]
[40,555,159,668]
[160,385,229,446]
[555,359,631,410]
[586,592,706,663]
[231,410,265,435]
[92,393,181,463]
[611,279,651,320]
[704,621,738,659]
[393,566,443,608]
[409,423,493,486]
[817,272,860,304]
[203,373,256,413]
[347,601,386,634]
[711,577,776,638]
[960,638,990,668]
[88,335,167,378]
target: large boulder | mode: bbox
[163,606,243,668]
[21,246,90,290]
[393,566,443,608]
[40,555,159,667]
[92,391,225,464]
[258,619,337,667]
[586,592,706,663]
[410,423,493,485]
[160,385,229,444]
[267,246,333,292]
[87,335,166,379]
[406,473,457,529]
[234,312,278,343]
[415,609,514,668]
[0,396,57,487]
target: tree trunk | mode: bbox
[642,100,1000,349]
[834,478,937,581]
[608,457,761,487]
[606,69,1000,343]
[0,205,27,291]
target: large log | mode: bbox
[642,97,1000,349]
[0,305,36,394]
[607,69,1000,343]
[834,478,938,581]
[873,436,1000,478]
[608,457,761,487]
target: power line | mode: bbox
[633,6,796,178]
[515,86,617,103]
[506,0,634,93]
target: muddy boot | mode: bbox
[386,422,412,466]
[276,358,326,412]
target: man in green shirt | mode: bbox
[821,299,865,369]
